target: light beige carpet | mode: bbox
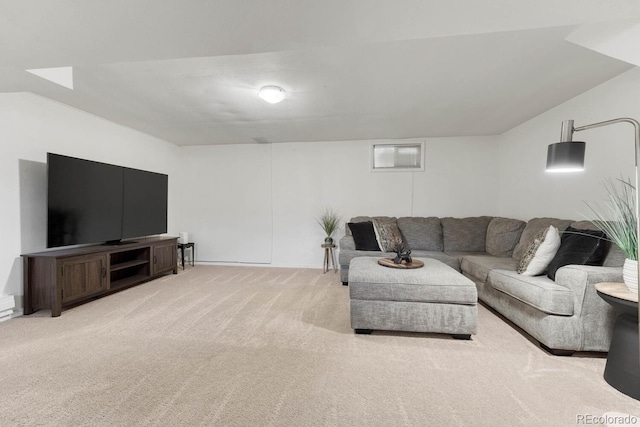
[0,265,638,426]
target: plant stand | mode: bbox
[322,243,337,273]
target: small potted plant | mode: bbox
[317,208,342,245]
[585,177,638,292]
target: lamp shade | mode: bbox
[546,141,586,172]
[258,86,286,104]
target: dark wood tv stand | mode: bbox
[22,236,178,317]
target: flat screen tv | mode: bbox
[47,153,168,248]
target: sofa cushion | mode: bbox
[441,216,493,252]
[397,217,443,251]
[372,218,404,252]
[486,217,526,257]
[517,225,561,276]
[546,226,607,280]
[569,220,598,230]
[339,235,356,251]
[348,222,381,251]
[488,269,574,315]
[512,217,574,260]
[603,244,625,267]
[412,251,461,271]
[461,255,519,283]
[446,251,488,261]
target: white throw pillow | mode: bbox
[517,225,561,276]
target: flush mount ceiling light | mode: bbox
[258,86,286,104]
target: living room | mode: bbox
[1,1,640,425]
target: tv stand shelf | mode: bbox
[22,236,178,317]
[110,274,150,290]
[110,259,150,272]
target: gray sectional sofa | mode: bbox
[338,216,624,354]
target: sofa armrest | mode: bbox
[554,265,620,350]
[339,235,356,251]
[555,265,622,316]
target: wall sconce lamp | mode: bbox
[546,117,640,400]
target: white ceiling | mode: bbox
[1,0,639,146]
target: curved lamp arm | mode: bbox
[562,118,640,166]
[557,117,640,342]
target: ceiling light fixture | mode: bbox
[258,86,286,104]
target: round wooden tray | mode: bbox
[378,258,424,269]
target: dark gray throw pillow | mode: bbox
[546,226,607,280]
[348,221,381,251]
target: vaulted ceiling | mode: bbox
[1,1,639,145]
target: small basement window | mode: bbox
[371,141,425,172]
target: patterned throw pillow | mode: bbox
[517,225,561,276]
[372,218,405,252]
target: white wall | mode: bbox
[179,136,500,268]
[179,144,273,264]
[0,93,181,309]
[498,67,640,220]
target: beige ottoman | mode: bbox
[348,257,478,338]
